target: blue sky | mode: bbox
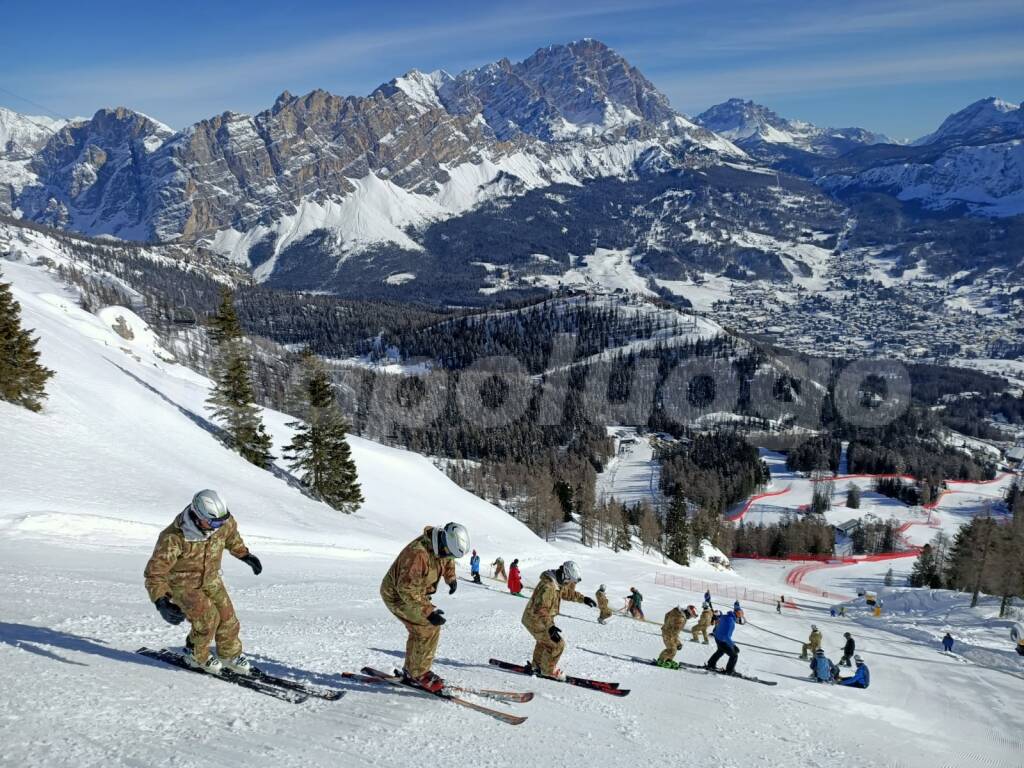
[1,0,1021,140]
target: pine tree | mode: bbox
[665,494,691,566]
[909,544,941,588]
[208,287,243,346]
[0,273,54,412]
[614,504,633,552]
[284,356,363,513]
[207,342,274,467]
[846,483,862,509]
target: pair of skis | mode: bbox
[487,658,630,696]
[140,648,629,725]
[352,667,531,726]
[137,647,345,704]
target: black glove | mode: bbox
[241,553,262,575]
[583,596,596,608]
[428,609,446,626]
[155,595,185,625]
[677,643,683,650]
[548,625,562,643]
[449,580,457,595]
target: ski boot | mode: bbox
[401,667,446,694]
[220,654,253,676]
[183,648,223,675]
[543,668,567,682]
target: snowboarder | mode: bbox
[776,599,782,614]
[830,607,837,618]
[941,632,954,653]
[470,549,481,584]
[626,587,644,620]
[839,606,847,617]
[839,655,870,688]
[733,600,745,624]
[706,609,740,675]
[704,590,712,608]
[809,648,839,683]
[690,602,713,641]
[143,489,262,676]
[800,624,823,659]
[839,632,856,667]
[379,522,468,693]
[656,605,695,667]
[491,557,507,581]
[521,561,595,680]
[508,559,523,595]
[596,584,613,624]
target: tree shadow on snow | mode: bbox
[0,622,157,668]
[106,361,318,501]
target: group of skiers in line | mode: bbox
[144,497,873,692]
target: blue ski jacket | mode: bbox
[470,554,480,573]
[840,664,870,688]
[810,655,837,682]
[713,611,737,644]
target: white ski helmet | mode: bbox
[811,624,818,631]
[190,489,230,528]
[560,560,582,583]
[432,522,470,558]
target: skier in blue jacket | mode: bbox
[941,632,954,653]
[470,550,481,584]
[839,655,870,688]
[706,610,739,675]
[809,649,839,683]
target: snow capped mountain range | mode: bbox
[1,40,1022,302]
[695,98,894,156]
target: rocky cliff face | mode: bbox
[15,39,735,252]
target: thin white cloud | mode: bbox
[662,42,1024,110]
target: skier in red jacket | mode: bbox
[508,559,523,595]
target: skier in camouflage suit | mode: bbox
[380,523,469,693]
[691,603,713,644]
[657,605,696,667]
[596,584,613,624]
[144,490,262,676]
[521,561,595,680]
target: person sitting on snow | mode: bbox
[839,655,870,689]
[809,648,839,683]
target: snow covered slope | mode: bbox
[1,260,1022,767]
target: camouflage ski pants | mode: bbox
[657,628,681,663]
[529,628,565,676]
[598,606,614,622]
[172,578,241,663]
[399,619,441,678]
[691,624,709,643]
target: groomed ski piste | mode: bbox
[1,253,1022,768]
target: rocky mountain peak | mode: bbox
[915,96,1024,146]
